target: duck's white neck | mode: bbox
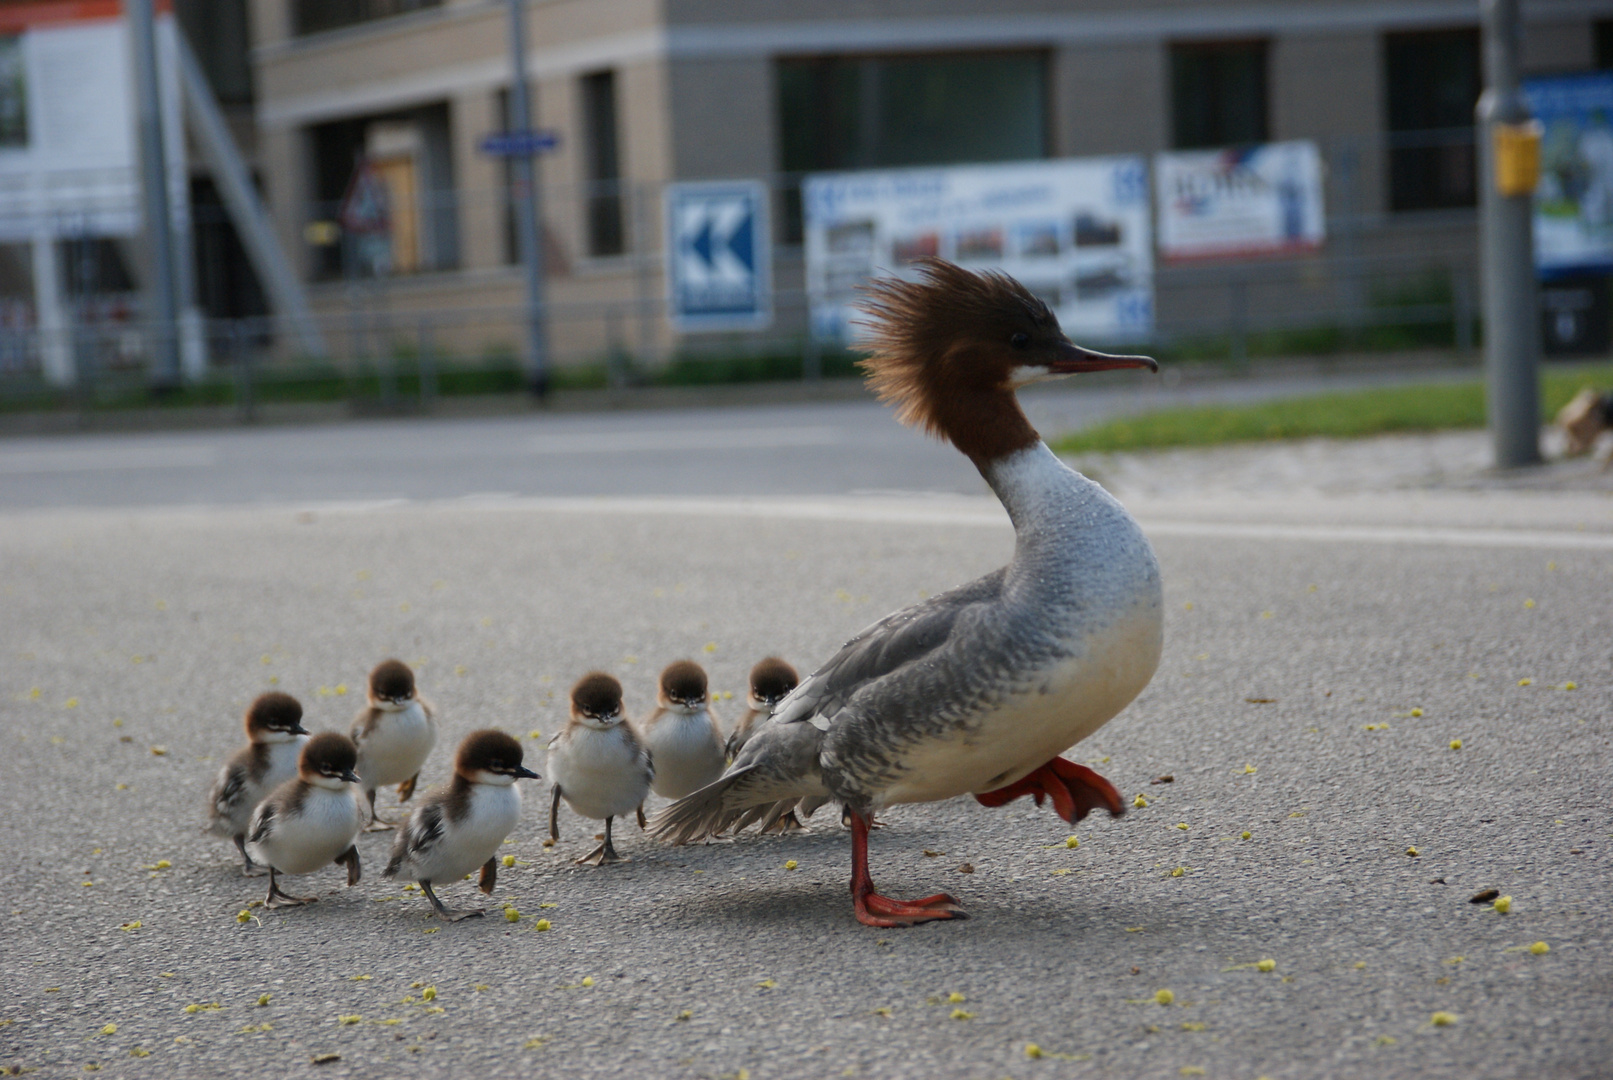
[981,442,1102,534]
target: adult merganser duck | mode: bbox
[653,258,1162,927]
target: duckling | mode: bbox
[350,658,437,830]
[640,660,724,800]
[205,692,310,874]
[245,732,366,908]
[384,729,539,921]
[548,673,653,866]
[725,658,808,835]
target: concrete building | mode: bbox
[245,0,1613,369]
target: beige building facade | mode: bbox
[246,0,1613,367]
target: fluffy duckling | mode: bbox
[726,657,799,760]
[351,659,437,830]
[205,692,310,874]
[640,661,724,801]
[548,673,653,866]
[244,733,366,908]
[724,658,808,834]
[384,729,539,921]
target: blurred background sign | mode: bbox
[803,157,1153,344]
[1526,72,1613,275]
[0,6,184,241]
[1155,141,1326,262]
[664,180,771,332]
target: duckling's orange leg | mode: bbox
[974,756,1125,824]
[848,811,967,928]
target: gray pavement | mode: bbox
[1,386,1610,1079]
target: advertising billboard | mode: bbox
[0,10,185,242]
[803,156,1153,343]
[1154,140,1325,262]
[1525,72,1613,275]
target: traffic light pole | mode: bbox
[1477,0,1542,468]
[506,0,551,399]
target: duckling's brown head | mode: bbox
[856,258,1156,464]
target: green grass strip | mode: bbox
[1052,363,1613,454]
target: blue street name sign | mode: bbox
[478,130,561,157]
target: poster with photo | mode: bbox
[0,12,184,242]
[1154,141,1325,262]
[803,156,1153,343]
[1525,72,1613,275]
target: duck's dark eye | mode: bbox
[1010,332,1030,350]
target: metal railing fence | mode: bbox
[0,128,1532,415]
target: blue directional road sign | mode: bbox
[664,181,772,331]
[478,130,561,157]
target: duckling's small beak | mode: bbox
[289,722,310,736]
[1049,342,1158,374]
[513,765,540,780]
[340,768,361,784]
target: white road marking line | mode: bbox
[1139,520,1613,551]
[390,496,1613,550]
[0,445,218,474]
[11,492,1611,552]
[526,427,840,454]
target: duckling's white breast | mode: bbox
[355,702,435,788]
[642,711,724,800]
[248,787,364,875]
[549,726,650,820]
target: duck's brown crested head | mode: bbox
[855,258,1156,464]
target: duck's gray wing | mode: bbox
[384,802,443,878]
[772,568,1008,734]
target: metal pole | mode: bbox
[128,0,181,391]
[506,0,550,398]
[1477,0,1541,468]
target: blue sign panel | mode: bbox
[664,180,772,331]
[478,130,561,157]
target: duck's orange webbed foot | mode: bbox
[854,886,967,928]
[847,809,967,928]
[974,756,1125,824]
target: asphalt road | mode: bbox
[0,363,1489,510]
[1,386,1610,1079]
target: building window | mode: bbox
[292,0,440,38]
[305,104,458,280]
[1597,20,1613,68]
[1385,28,1480,212]
[580,70,624,258]
[1169,40,1268,150]
[777,51,1048,240]
[175,0,253,106]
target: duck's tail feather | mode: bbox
[651,766,816,844]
